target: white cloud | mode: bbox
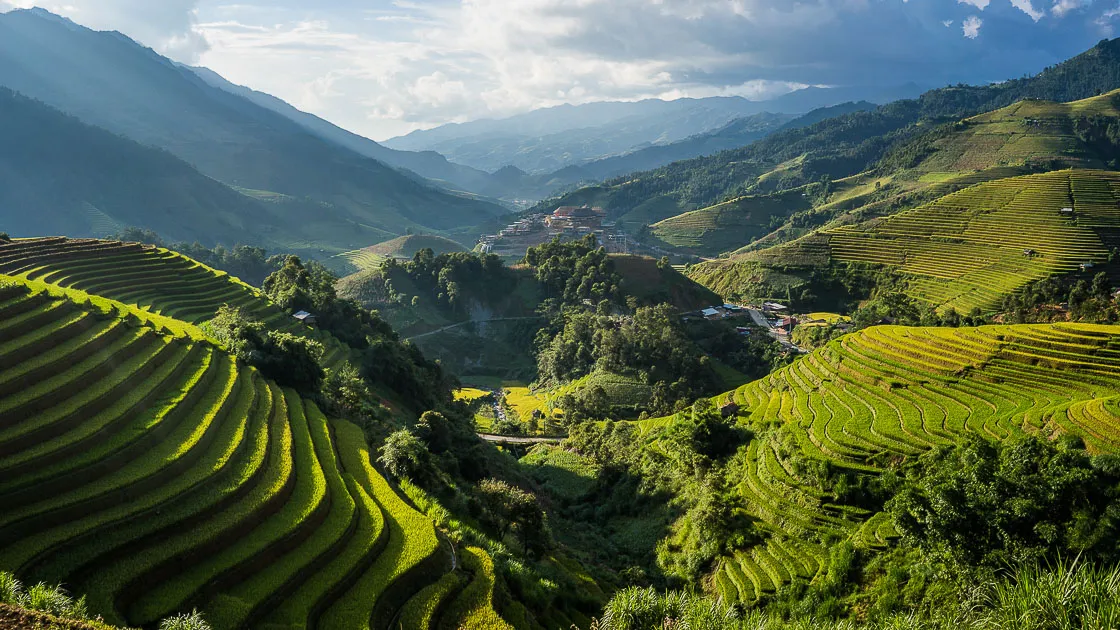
[0,0,208,61]
[1051,0,1088,16]
[2,0,1101,140]
[1096,2,1120,33]
[963,14,984,37]
[1010,0,1047,20]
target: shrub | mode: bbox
[378,428,431,481]
[18,582,88,620]
[159,609,213,630]
[0,571,21,604]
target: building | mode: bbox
[701,307,722,320]
[762,302,788,314]
[545,205,604,231]
[720,402,740,418]
[293,310,317,325]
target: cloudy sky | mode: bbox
[0,0,1116,140]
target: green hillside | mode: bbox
[535,38,1120,259]
[0,255,507,629]
[627,321,1120,608]
[335,235,470,274]
[691,169,1120,312]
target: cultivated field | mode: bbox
[0,242,508,630]
[643,321,1120,607]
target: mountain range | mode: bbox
[383,84,925,175]
[0,8,506,256]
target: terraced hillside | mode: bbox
[0,270,506,629]
[0,237,353,367]
[644,322,1120,607]
[692,169,1120,311]
[334,235,470,275]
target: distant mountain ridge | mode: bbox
[0,8,506,255]
[537,38,1120,243]
[384,85,925,174]
[186,66,511,201]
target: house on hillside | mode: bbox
[1060,207,1074,217]
[702,307,722,321]
[293,310,317,325]
[545,205,604,232]
[762,302,788,314]
[720,402,740,418]
[1081,262,1095,272]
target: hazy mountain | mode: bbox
[0,8,506,250]
[186,66,509,200]
[0,87,276,246]
[383,85,924,174]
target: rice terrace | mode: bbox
[4,5,1120,630]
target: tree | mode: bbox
[378,429,431,482]
[888,437,1120,569]
[415,411,452,453]
[204,305,324,391]
[478,479,549,557]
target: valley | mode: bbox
[4,8,1120,630]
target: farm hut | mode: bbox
[1060,207,1074,216]
[293,310,317,325]
[702,307,722,320]
[720,402,740,418]
[1081,262,1095,272]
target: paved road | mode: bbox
[478,433,563,444]
[405,316,544,341]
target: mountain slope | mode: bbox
[0,9,505,252]
[537,38,1120,238]
[187,66,510,201]
[0,88,277,247]
[690,169,1120,312]
[0,240,506,629]
[675,321,1120,606]
[385,86,920,175]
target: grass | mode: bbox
[398,571,466,630]
[438,547,512,630]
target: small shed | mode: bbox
[762,302,788,313]
[293,310,317,325]
[720,402,740,418]
[701,307,722,320]
[1060,207,1074,216]
[1081,262,1095,272]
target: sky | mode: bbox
[0,1,1117,141]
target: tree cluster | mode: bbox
[888,436,1120,569]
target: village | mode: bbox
[477,204,655,259]
[684,301,853,354]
